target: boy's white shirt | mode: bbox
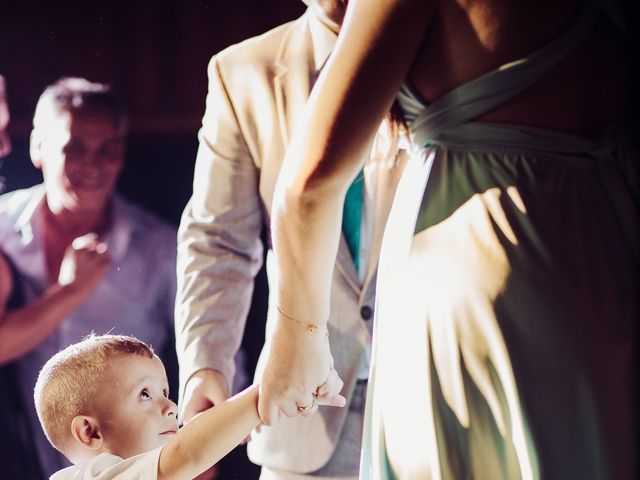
[49,446,164,480]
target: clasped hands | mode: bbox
[258,311,346,426]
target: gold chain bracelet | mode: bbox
[276,306,328,336]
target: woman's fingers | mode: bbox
[315,368,346,407]
[296,394,318,417]
[320,393,347,407]
[258,387,344,425]
[279,398,301,418]
[258,390,311,424]
[258,314,340,425]
[257,386,281,426]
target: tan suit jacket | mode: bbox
[175,10,406,473]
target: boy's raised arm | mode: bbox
[157,384,260,480]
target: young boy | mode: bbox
[34,334,260,479]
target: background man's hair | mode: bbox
[34,334,154,453]
[32,77,127,132]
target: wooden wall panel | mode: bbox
[0,0,305,135]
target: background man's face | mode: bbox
[34,109,125,213]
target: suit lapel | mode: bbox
[274,14,313,149]
[336,236,361,294]
[273,12,361,295]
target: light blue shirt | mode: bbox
[0,185,177,477]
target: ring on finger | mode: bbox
[296,401,313,413]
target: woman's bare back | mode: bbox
[410,0,631,136]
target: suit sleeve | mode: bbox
[175,56,264,402]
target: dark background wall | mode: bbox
[1,1,306,478]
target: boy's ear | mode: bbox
[70,415,103,450]
[29,129,43,170]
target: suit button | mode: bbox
[360,305,373,320]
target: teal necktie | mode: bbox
[342,170,364,274]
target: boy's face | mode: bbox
[97,354,178,459]
[32,109,125,214]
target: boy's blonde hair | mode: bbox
[34,334,154,453]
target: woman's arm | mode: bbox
[157,384,260,480]
[0,281,95,364]
[0,236,111,364]
[261,0,434,424]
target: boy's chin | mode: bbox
[158,432,177,446]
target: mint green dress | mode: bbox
[360,2,637,479]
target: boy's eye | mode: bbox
[139,389,152,400]
[163,389,169,399]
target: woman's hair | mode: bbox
[388,100,408,136]
[34,334,154,452]
[367,101,409,169]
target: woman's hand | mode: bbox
[258,310,346,426]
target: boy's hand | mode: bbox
[184,369,255,444]
[182,369,229,423]
[181,370,228,479]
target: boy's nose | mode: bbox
[165,398,178,417]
